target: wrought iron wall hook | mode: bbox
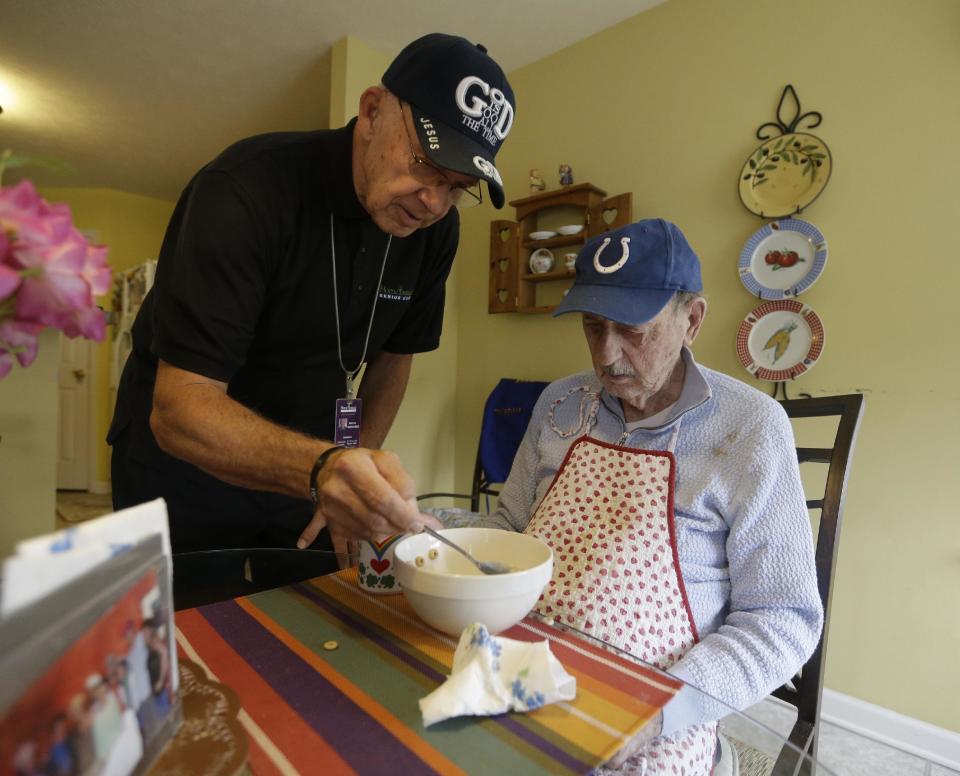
[755,85,823,140]
[771,381,812,401]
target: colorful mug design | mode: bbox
[358,533,408,594]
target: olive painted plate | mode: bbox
[738,218,827,299]
[738,132,832,218]
[736,300,825,382]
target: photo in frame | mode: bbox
[0,534,181,776]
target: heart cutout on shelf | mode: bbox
[499,227,512,242]
[497,288,508,303]
[602,207,618,225]
[498,258,510,273]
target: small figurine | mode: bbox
[559,164,574,186]
[529,168,546,192]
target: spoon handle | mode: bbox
[420,525,483,571]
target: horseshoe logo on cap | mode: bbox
[593,237,631,274]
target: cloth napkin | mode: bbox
[420,622,576,727]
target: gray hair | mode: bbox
[672,291,704,310]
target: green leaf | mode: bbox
[774,138,785,151]
[749,159,756,169]
[755,177,770,187]
[1,152,72,175]
[518,667,530,678]
[762,164,777,171]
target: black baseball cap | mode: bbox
[382,33,515,208]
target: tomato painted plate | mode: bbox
[738,132,832,218]
[738,218,827,299]
[736,300,825,382]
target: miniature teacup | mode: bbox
[563,253,577,269]
[358,534,409,594]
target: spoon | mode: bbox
[420,525,512,575]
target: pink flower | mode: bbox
[0,174,112,378]
[0,263,19,301]
[53,305,106,341]
[0,319,42,380]
[13,227,92,326]
[0,180,44,228]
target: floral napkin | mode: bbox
[419,622,576,727]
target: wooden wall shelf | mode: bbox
[488,183,633,314]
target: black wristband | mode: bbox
[309,446,345,506]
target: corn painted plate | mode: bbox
[736,300,825,382]
[738,218,827,299]
[738,132,832,218]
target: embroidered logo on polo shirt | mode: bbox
[378,285,414,302]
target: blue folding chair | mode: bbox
[418,378,549,512]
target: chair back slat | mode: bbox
[796,447,834,464]
[775,394,865,743]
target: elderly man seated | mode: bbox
[470,218,823,773]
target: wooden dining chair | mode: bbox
[729,393,865,775]
[417,377,548,513]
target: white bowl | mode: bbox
[529,230,557,240]
[394,528,553,635]
[557,224,584,236]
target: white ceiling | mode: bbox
[1,0,663,201]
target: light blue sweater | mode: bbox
[471,350,823,736]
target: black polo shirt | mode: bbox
[109,119,458,482]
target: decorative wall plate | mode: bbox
[738,132,832,218]
[738,218,827,298]
[530,230,558,240]
[529,248,555,274]
[736,300,825,382]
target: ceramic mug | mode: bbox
[563,253,577,269]
[358,534,409,594]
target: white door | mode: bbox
[57,335,91,489]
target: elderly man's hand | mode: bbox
[296,447,441,548]
[604,710,663,769]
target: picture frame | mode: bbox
[0,534,181,776]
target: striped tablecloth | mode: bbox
[175,568,680,776]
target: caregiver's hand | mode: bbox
[297,446,441,547]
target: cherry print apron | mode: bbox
[525,435,717,775]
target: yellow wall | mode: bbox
[453,0,960,730]
[329,35,391,128]
[327,37,460,494]
[39,186,176,485]
[0,329,59,554]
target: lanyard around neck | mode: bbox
[330,212,392,399]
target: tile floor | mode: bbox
[723,697,958,775]
[55,490,114,528]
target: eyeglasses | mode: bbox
[397,98,483,209]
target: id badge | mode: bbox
[334,398,362,447]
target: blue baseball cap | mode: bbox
[383,33,515,208]
[553,219,702,326]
